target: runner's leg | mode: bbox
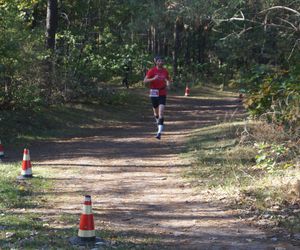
[151,97,160,124]
[151,96,166,139]
[157,104,165,135]
[153,107,159,123]
[156,96,166,139]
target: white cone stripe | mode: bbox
[21,168,32,175]
[23,154,30,161]
[78,229,95,237]
[82,206,92,214]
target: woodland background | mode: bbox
[1,0,299,128]
[0,1,300,244]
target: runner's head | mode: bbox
[154,56,164,68]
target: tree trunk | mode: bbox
[197,27,206,64]
[44,0,58,104]
[184,27,190,65]
[148,27,152,53]
[46,0,58,50]
[158,36,163,56]
[173,17,182,82]
[163,35,168,57]
[151,25,156,55]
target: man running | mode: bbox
[143,56,171,140]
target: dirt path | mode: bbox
[13,89,298,249]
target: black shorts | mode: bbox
[151,96,166,108]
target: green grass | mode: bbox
[0,164,51,209]
[0,163,55,248]
[0,163,163,249]
[0,87,148,147]
[183,120,300,233]
[183,121,255,188]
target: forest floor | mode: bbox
[3,86,299,249]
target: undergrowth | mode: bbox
[0,163,53,248]
[184,119,300,234]
[0,87,148,148]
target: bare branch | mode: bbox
[219,26,253,40]
[278,17,298,31]
[267,23,296,31]
[264,13,268,31]
[60,12,70,27]
[220,32,237,40]
[216,17,261,25]
[215,16,296,32]
[240,10,245,20]
[238,27,253,36]
[213,6,299,33]
[214,9,246,22]
[288,39,300,61]
[259,6,300,16]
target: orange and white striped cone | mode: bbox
[69,195,105,246]
[18,148,33,179]
[185,85,190,96]
[0,140,4,161]
[78,195,95,240]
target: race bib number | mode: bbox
[149,89,159,97]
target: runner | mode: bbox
[143,56,171,140]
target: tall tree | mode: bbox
[173,16,183,80]
[46,0,58,50]
[44,0,58,104]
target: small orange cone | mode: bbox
[185,85,190,96]
[0,140,4,160]
[238,93,243,103]
[69,195,105,246]
[238,89,246,102]
[18,148,33,179]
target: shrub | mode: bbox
[241,65,299,132]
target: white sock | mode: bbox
[158,125,164,134]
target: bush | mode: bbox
[240,65,299,132]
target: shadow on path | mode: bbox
[7,88,298,249]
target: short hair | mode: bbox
[154,56,164,62]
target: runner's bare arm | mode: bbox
[143,75,158,83]
[143,75,158,87]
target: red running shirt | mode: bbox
[146,67,170,96]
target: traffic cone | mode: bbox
[238,93,243,102]
[69,195,105,246]
[238,89,245,102]
[18,148,33,179]
[0,140,4,160]
[185,85,190,96]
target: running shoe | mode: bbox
[155,133,161,140]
